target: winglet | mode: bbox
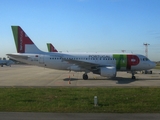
[11,26,42,53]
[47,43,58,52]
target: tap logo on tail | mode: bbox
[47,43,58,52]
[11,26,41,53]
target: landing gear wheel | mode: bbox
[132,76,136,79]
[83,74,88,80]
[131,71,136,80]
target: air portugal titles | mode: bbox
[113,54,140,70]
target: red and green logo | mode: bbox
[113,54,140,70]
[11,26,33,53]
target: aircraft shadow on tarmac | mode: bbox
[63,76,160,84]
[63,77,135,84]
[108,77,160,84]
[110,77,136,84]
[63,78,79,81]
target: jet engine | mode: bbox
[93,66,116,77]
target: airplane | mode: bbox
[7,26,156,80]
[46,43,58,52]
[0,58,14,67]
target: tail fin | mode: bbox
[47,43,58,52]
[11,26,43,53]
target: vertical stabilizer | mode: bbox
[11,26,43,53]
[47,43,58,52]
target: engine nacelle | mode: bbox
[100,67,116,77]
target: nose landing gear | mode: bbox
[131,72,136,79]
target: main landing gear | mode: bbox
[83,73,88,80]
[131,72,136,79]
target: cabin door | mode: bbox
[39,55,44,64]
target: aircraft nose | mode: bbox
[150,62,156,68]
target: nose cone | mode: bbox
[150,62,156,69]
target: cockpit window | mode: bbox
[143,58,149,61]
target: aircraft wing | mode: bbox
[7,54,29,60]
[63,59,108,71]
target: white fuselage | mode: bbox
[8,52,156,72]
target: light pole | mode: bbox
[143,43,150,58]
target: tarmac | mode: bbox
[0,65,160,87]
[0,112,160,120]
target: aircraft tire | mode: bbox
[83,74,88,80]
[132,76,136,79]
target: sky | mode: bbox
[0,0,160,61]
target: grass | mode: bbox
[0,87,160,113]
